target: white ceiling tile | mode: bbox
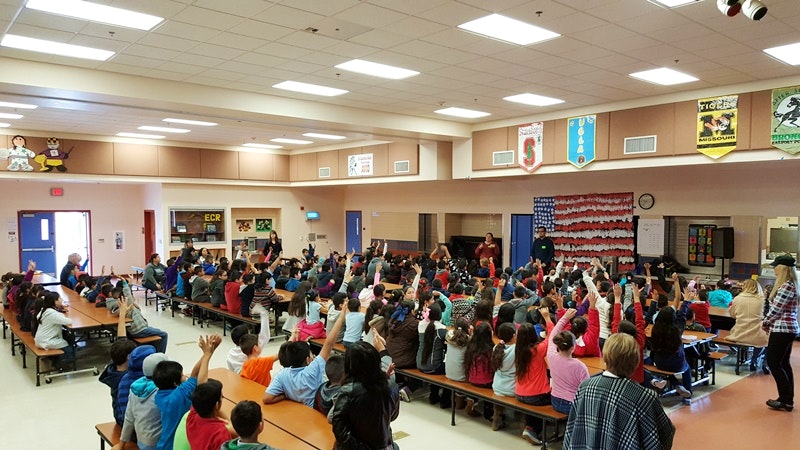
[429,66,503,85]
[334,3,407,28]
[420,2,490,26]
[366,0,449,15]
[139,33,199,52]
[287,0,360,16]
[390,39,449,58]
[208,33,268,52]
[220,61,276,76]
[233,52,290,68]
[295,51,348,68]
[382,16,449,39]
[276,31,342,51]
[585,0,655,22]
[253,4,324,29]
[190,0,275,17]
[254,42,314,59]
[68,34,130,52]
[571,23,638,45]
[0,4,18,22]
[171,6,245,31]
[171,52,226,68]
[188,43,246,60]
[108,54,164,69]
[457,58,532,78]
[423,48,480,65]
[349,29,412,48]
[156,20,221,41]
[275,59,328,74]
[232,20,295,41]
[110,0,189,19]
[538,12,607,35]
[197,68,247,82]
[586,53,640,70]
[155,61,209,75]
[594,35,662,53]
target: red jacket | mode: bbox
[559,307,601,358]
[613,302,646,383]
[222,281,241,313]
[474,241,500,260]
[690,301,711,329]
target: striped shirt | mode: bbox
[763,281,799,335]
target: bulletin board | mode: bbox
[688,224,716,267]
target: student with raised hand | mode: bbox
[240,312,278,386]
[612,282,666,390]
[546,308,589,417]
[416,303,450,409]
[263,305,346,406]
[650,273,693,403]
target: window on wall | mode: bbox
[169,208,225,244]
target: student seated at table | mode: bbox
[263,307,345,407]
[241,313,277,386]
[108,281,169,354]
[708,279,734,308]
[114,352,167,450]
[191,266,211,302]
[99,339,137,426]
[154,334,222,449]
[222,270,243,314]
[176,262,192,298]
[227,324,251,375]
[546,308,589,418]
[343,298,365,348]
[33,291,75,370]
[221,400,280,450]
[296,288,328,341]
[563,333,675,450]
[314,353,346,415]
[185,379,236,450]
[650,274,693,404]
[491,322,518,431]
[689,289,712,332]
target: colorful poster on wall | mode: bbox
[255,218,272,232]
[518,122,544,172]
[236,219,253,233]
[771,86,800,154]
[347,153,373,176]
[567,115,595,168]
[688,224,716,267]
[697,95,738,159]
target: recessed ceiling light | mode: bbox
[116,132,165,139]
[0,123,10,128]
[138,126,190,133]
[303,133,346,140]
[763,42,800,66]
[273,81,348,97]
[1,34,114,61]
[629,68,699,85]
[163,118,218,126]
[242,143,283,149]
[270,138,314,145]
[504,93,565,107]
[457,14,560,46]
[334,59,419,80]
[0,112,23,119]
[0,101,38,109]
[26,0,164,31]
[647,0,701,7]
[434,107,491,119]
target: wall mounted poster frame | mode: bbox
[688,224,716,267]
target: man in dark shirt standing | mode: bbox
[531,227,555,269]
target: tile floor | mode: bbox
[0,290,787,449]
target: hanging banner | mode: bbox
[567,115,595,168]
[771,86,800,154]
[697,95,738,159]
[518,122,544,172]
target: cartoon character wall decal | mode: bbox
[4,135,36,171]
[34,137,71,172]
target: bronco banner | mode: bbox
[518,122,543,172]
[697,95,738,159]
[567,115,595,168]
[771,86,800,154]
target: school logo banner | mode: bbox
[771,86,800,154]
[518,122,543,172]
[697,95,738,159]
[567,115,595,168]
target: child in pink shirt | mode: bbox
[547,308,590,415]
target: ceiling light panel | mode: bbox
[163,118,218,126]
[334,59,420,79]
[303,133,346,140]
[116,132,164,139]
[270,138,314,145]
[648,0,702,7]
[273,81,348,97]
[0,123,10,128]
[503,93,565,106]
[628,68,699,85]
[138,126,190,133]
[1,34,114,61]
[434,107,491,118]
[0,101,38,109]
[457,14,560,46]
[26,0,164,31]
[0,112,24,119]
[763,42,800,66]
[243,143,283,149]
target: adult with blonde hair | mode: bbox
[563,333,675,450]
[727,279,769,372]
[762,255,799,412]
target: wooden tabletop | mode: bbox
[32,272,60,286]
[578,356,606,371]
[644,325,716,343]
[209,368,335,450]
[46,285,128,328]
[220,398,315,450]
[382,282,403,291]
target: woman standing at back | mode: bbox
[762,255,799,411]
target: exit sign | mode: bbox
[50,187,64,197]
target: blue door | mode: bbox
[19,212,57,274]
[511,214,534,270]
[346,211,362,254]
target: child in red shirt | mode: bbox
[186,379,235,450]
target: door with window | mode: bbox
[346,211,362,254]
[19,212,56,274]
[511,214,534,270]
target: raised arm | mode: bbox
[268,252,283,273]
[548,308,576,357]
[319,305,346,361]
[494,278,505,307]
[191,334,222,384]
[258,309,271,349]
[410,264,422,297]
[611,283,623,333]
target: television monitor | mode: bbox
[306,211,320,221]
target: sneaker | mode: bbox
[454,394,466,410]
[429,393,440,405]
[399,387,411,403]
[465,398,480,417]
[675,385,692,398]
[651,379,668,390]
[766,399,793,411]
[682,397,692,405]
[440,398,452,409]
[522,427,542,445]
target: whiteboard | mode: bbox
[637,219,665,256]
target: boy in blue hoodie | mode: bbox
[115,352,168,450]
[116,344,156,428]
[98,338,136,425]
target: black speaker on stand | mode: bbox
[712,227,734,278]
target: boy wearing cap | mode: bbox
[114,352,168,450]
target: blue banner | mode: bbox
[567,115,596,168]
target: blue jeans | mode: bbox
[551,396,572,415]
[517,393,551,432]
[137,443,156,450]
[130,327,168,353]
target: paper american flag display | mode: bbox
[534,192,635,271]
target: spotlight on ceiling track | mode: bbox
[741,0,768,20]
[717,0,742,17]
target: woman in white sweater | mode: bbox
[727,279,769,372]
[34,291,74,368]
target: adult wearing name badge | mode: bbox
[531,227,555,269]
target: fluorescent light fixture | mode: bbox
[763,42,800,66]
[273,81,348,97]
[334,59,419,80]
[504,93,565,107]
[163,118,217,126]
[138,126,190,133]
[26,0,163,31]
[0,101,37,109]
[434,107,491,119]
[0,123,10,128]
[116,132,165,139]
[647,0,700,7]
[458,14,560,46]
[303,133,346,140]
[628,67,698,85]
[1,34,114,61]
[0,113,23,119]
[242,143,283,149]
[270,138,314,145]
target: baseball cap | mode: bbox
[770,254,796,267]
[142,353,168,378]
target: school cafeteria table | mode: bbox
[46,285,124,328]
[220,398,315,450]
[709,306,735,330]
[32,272,60,286]
[208,368,335,450]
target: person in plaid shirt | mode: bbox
[563,333,675,450]
[762,254,799,412]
